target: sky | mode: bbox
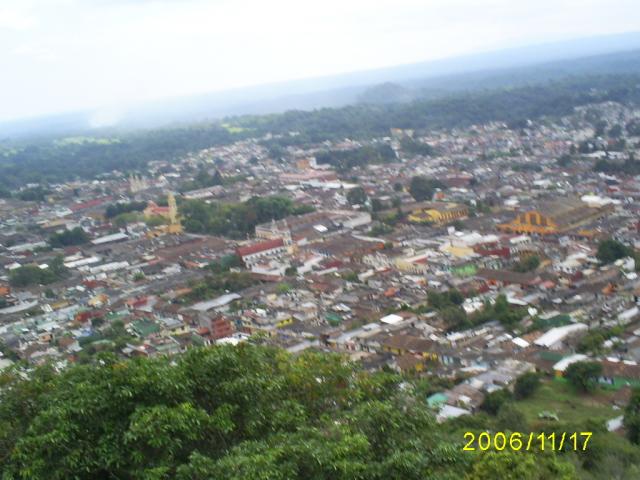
[1,0,640,122]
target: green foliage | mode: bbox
[609,124,624,138]
[480,388,513,415]
[427,289,464,309]
[468,451,577,480]
[105,201,147,219]
[514,372,540,400]
[0,125,235,189]
[9,256,69,287]
[276,283,292,294]
[49,227,89,248]
[496,403,528,432]
[627,119,640,136]
[145,215,168,228]
[209,255,243,274]
[577,326,622,354]
[180,196,313,238]
[180,167,245,192]
[16,186,50,202]
[471,294,526,329]
[4,75,640,189]
[77,319,138,362]
[368,223,394,236]
[513,255,540,273]
[625,388,640,445]
[400,137,436,156]
[596,238,635,264]
[594,156,640,176]
[186,273,258,302]
[370,197,384,212]
[315,144,395,171]
[112,211,144,227]
[346,186,367,205]
[0,345,473,479]
[556,154,573,167]
[564,361,603,393]
[424,289,468,329]
[0,185,12,198]
[408,175,445,201]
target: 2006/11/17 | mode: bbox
[463,432,592,452]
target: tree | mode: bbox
[346,187,367,205]
[408,176,444,202]
[400,137,436,156]
[597,239,633,264]
[0,345,471,479]
[514,372,540,399]
[49,227,89,248]
[557,154,572,167]
[595,120,608,137]
[625,388,640,445]
[480,389,513,415]
[9,257,68,288]
[284,266,297,276]
[496,403,527,433]
[609,124,624,138]
[441,306,468,329]
[105,201,147,219]
[513,255,540,273]
[468,451,577,480]
[565,361,602,393]
[370,198,384,212]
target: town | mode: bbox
[2,99,640,435]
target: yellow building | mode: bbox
[408,202,469,225]
[146,192,183,236]
[498,197,611,235]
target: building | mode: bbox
[408,202,469,225]
[146,193,183,235]
[498,197,611,235]
[236,236,291,268]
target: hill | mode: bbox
[2,31,640,137]
[0,343,581,479]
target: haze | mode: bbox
[2,0,640,122]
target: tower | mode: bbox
[166,192,183,234]
[168,192,178,226]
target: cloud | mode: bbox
[0,0,639,122]
[0,6,37,31]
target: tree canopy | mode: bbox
[49,227,89,248]
[564,361,603,393]
[180,196,314,238]
[0,344,472,479]
[408,176,445,202]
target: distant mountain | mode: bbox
[2,31,640,138]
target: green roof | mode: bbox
[131,319,160,338]
[325,312,342,326]
[427,393,448,408]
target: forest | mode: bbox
[2,74,640,189]
[0,344,577,479]
[3,343,640,479]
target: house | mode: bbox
[236,237,290,268]
[599,359,640,388]
[381,334,440,362]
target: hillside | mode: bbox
[0,343,581,479]
[1,73,640,189]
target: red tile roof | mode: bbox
[237,238,284,257]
